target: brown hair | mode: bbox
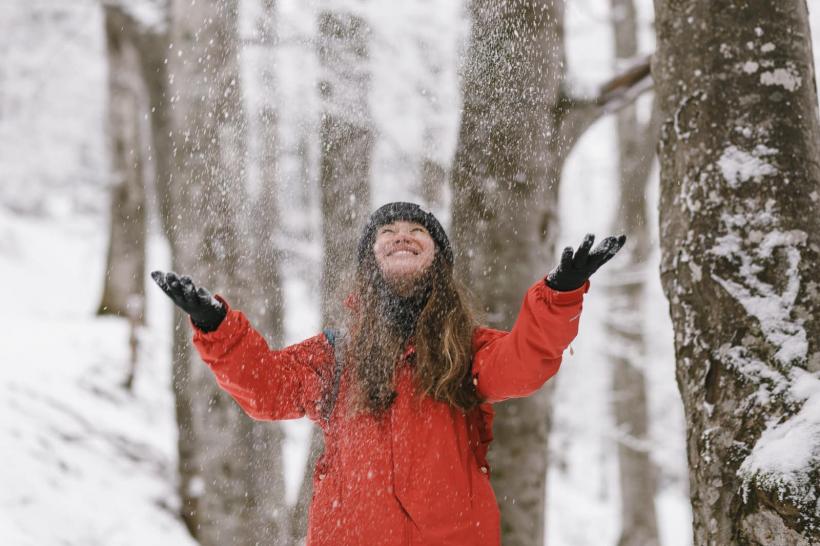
[344,250,483,416]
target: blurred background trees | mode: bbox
[2,0,819,544]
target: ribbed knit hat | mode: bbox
[357,202,453,266]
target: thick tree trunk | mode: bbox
[653,0,820,543]
[451,2,565,544]
[317,9,373,331]
[607,1,662,545]
[97,6,147,323]
[164,1,288,544]
[291,7,373,543]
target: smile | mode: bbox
[389,249,418,257]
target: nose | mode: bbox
[387,226,409,241]
[387,231,417,252]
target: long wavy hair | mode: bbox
[344,249,483,416]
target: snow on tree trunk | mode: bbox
[451,1,566,544]
[97,6,147,324]
[165,1,288,544]
[606,1,662,545]
[653,0,820,542]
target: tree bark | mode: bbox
[653,0,820,543]
[97,5,147,324]
[607,1,662,545]
[317,9,373,331]
[451,2,566,544]
[164,1,288,544]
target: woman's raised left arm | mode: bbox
[470,233,625,403]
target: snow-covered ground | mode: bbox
[1,0,819,545]
[0,208,196,545]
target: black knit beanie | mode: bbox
[357,202,453,266]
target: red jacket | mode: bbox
[192,278,590,545]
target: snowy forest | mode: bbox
[2,0,819,545]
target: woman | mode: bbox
[152,201,625,546]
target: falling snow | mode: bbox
[2,0,820,545]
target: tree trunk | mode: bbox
[97,5,147,324]
[291,7,374,543]
[420,129,447,211]
[606,1,662,545]
[653,0,820,543]
[247,0,286,346]
[415,5,448,211]
[317,9,373,330]
[451,1,566,544]
[164,1,289,544]
[131,15,205,539]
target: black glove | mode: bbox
[545,233,626,292]
[150,270,227,332]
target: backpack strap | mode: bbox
[321,328,347,424]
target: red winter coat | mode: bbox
[191,278,590,546]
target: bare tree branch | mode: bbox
[554,55,653,161]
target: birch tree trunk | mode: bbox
[97,5,147,323]
[653,0,820,542]
[451,2,565,544]
[292,5,373,542]
[164,1,288,543]
[606,1,662,544]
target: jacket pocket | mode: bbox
[306,452,343,545]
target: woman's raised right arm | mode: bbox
[151,270,333,422]
[191,297,333,422]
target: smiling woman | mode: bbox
[151,201,626,545]
[372,221,435,292]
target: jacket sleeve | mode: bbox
[191,295,333,422]
[470,279,589,404]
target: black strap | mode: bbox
[321,328,346,423]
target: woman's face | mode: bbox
[373,220,435,287]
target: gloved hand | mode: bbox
[545,233,626,292]
[151,270,227,332]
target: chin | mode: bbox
[384,270,418,283]
[382,268,425,288]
